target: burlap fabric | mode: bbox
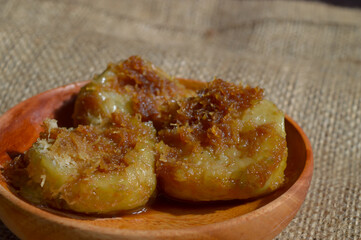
[1,0,360,239]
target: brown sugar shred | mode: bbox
[119,56,194,128]
[158,79,264,151]
[45,114,146,173]
[83,56,194,129]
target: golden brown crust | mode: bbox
[156,80,287,201]
[73,56,195,128]
[6,115,157,214]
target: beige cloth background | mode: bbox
[1,0,360,239]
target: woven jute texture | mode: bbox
[1,0,360,239]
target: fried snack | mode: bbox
[4,56,288,214]
[11,114,157,214]
[156,79,288,201]
[73,56,195,129]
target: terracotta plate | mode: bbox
[0,80,313,240]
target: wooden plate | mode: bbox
[0,80,313,240]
